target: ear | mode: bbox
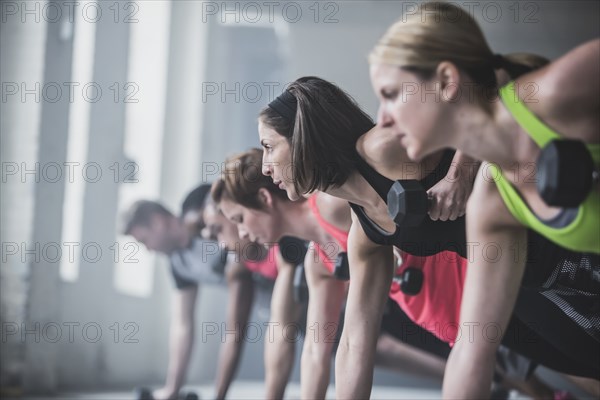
[435,61,461,102]
[258,187,274,209]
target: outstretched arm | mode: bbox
[153,286,198,400]
[335,215,395,399]
[263,251,303,399]
[214,262,255,400]
[443,167,527,399]
[301,243,348,399]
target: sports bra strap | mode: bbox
[500,81,600,163]
[499,81,560,148]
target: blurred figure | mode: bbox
[122,187,266,400]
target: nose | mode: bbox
[200,227,211,240]
[377,104,394,128]
[262,161,272,177]
[237,226,250,240]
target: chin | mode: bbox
[286,188,301,202]
[406,145,422,162]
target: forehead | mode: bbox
[202,204,221,223]
[219,198,244,219]
[129,224,151,238]
[183,209,201,223]
[370,63,403,84]
[258,121,283,141]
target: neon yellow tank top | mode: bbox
[490,81,600,254]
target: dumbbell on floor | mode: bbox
[133,387,200,400]
[537,139,598,208]
[387,180,430,227]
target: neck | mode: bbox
[327,171,381,209]
[450,99,522,168]
[277,198,330,244]
[173,219,192,249]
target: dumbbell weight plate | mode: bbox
[133,387,152,400]
[537,140,593,208]
[387,180,428,227]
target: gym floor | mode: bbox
[3,381,533,400]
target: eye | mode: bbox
[381,89,397,100]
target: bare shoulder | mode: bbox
[358,126,412,173]
[348,211,386,257]
[519,39,600,141]
[304,242,335,282]
[467,163,521,233]
[315,191,352,231]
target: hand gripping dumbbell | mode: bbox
[537,139,599,208]
[387,180,430,227]
[392,267,424,296]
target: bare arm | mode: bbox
[214,262,255,400]
[301,243,348,399]
[154,286,198,400]
[428,150,480,221]
[527,39,599,141]
[264,251,302,399]
[443,167,527,399]
[335,214,395,399]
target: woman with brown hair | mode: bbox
[258,71,598,398]
[210,148,454,399]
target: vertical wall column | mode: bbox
[22,0,75,393]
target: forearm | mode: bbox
[450,150,480,182]
[301,342,332,399]
[164,325,194,392]
[335,321,381,400]
[264,334,296,399]
[443,340,496,399]
[214,330,245,400]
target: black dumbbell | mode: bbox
[181,392,199,400]
[333,252,350,281]
[133,387,152,400]
[392,267,423,296]
[537,140,597,208]
[387,180,429,227]
[134,387,200,400]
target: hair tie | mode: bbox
[492,54,505,69]
[268,90,297,122]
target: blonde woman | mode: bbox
[369,2,599,397]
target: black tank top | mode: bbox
[349,150,467,258]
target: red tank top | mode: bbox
[244,245,279,280]
[308,195,349,273]
[390,251,466,345]
[308,194,466,345]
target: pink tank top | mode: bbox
[308,194,466,345]
[308,195,349,273]
[390,251,466,345]
[243,245,279,280]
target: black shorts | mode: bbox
[379,299,452,359]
